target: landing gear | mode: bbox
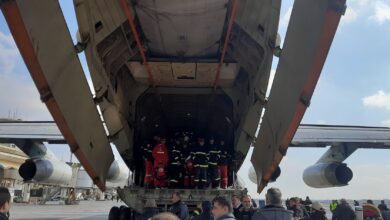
[109,205,132,220]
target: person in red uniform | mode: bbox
[218,139,230,189]
[142,142,154,188]
[153,137,169,188]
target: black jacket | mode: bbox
[310,210,328,220]
[233,204,243,218]
[170,145,183,165]
[332,203,356,220]
[208,144,220,166]
[0,213,8,220]
[142,143,154,161]
[169,201,190,220]
[193,211,213,220]
[141,207,159,220]
[218,145,230,165]
[216,213,236,220]
[237,207,257,220]
[252,205,293,220]
[193,145,209,167]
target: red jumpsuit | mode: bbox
[142,143,154,187]
[219,143,230,189]
[152,143,169,187]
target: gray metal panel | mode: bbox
[12,0,114,188]
[135,0,228,57]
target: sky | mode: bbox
[1,0,390,200]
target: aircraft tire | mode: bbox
[109,206,120,220]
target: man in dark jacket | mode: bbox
[237,195,257,220]
[212,196,236,220]
[193,201,213,220]
[169,192,190,220]
[252,188,292,220]
[232,195,243,218]
[0,187,10,220]
[332,199,356,220]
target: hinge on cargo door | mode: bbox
[329,0,347,15]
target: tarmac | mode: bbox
[10,200,125,220]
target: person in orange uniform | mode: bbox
[142,142,154,188]
[153,137,169,188]
[219,140,230,189]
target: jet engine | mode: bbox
[107,160,129,184]
[248,166,281,184]
[18,159,72,185]
[303,163,353,188]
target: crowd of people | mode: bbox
[140,132,233,189]
[137,188,319,220]
[136,189,390,220]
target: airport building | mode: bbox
[0,143,26,187]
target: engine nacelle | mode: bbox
[107,160,129,184]
[19,159,72,185]
[248,166,281,184]
[303,163,353,188]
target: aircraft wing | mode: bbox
[2,122,390,149]
[0,121,65,144]
[291,124,390,148]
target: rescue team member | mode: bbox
[193,137,209,189]
[0,187,11,220]
[182,135,195,188]
[142,142,154,188]
[208,136,221,188]
[153,137,169,188]
[219,140,230,189]
[169,138,183,187]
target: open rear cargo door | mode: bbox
[251,0,346,192]
[1,0,114,190]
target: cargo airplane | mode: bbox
[2,0,390,217]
